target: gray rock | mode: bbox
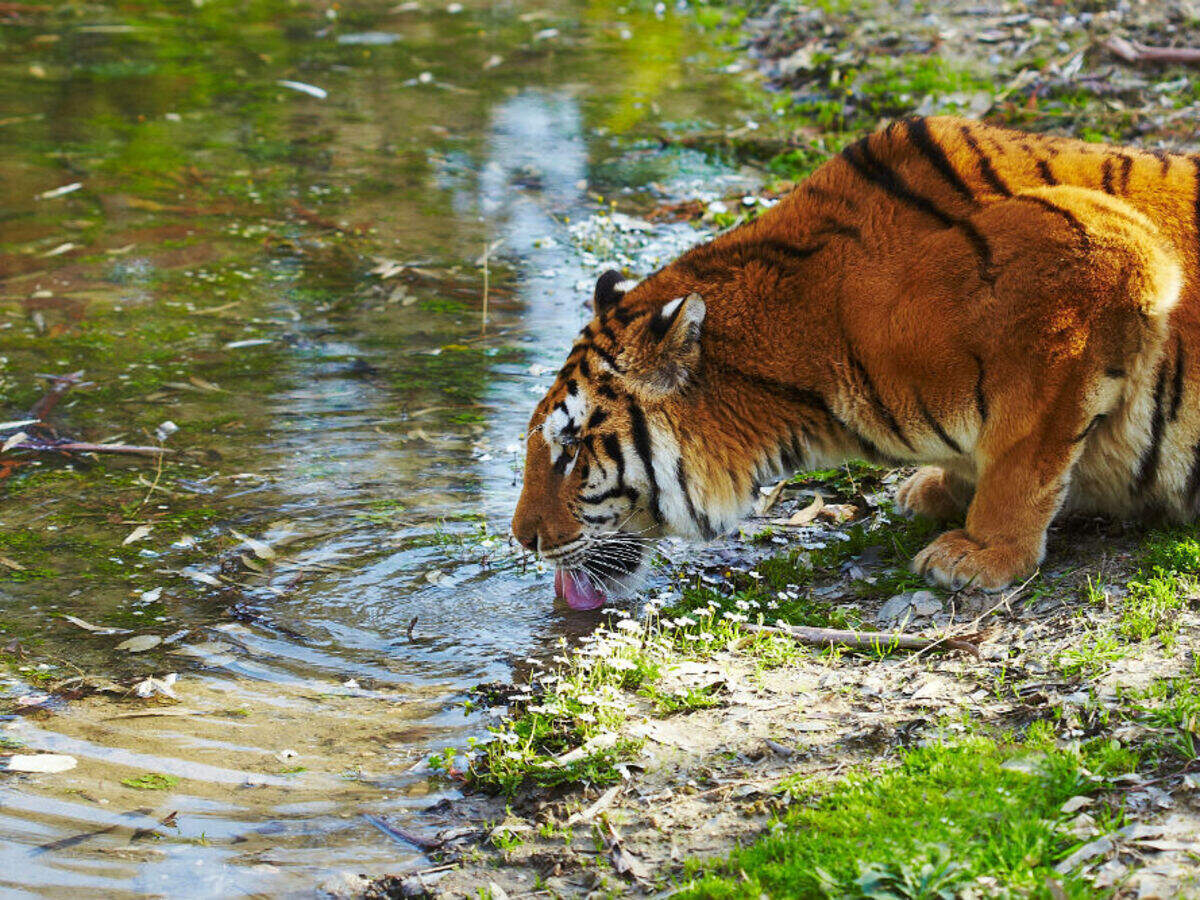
[910,590,942,616]
[876,592,913,625]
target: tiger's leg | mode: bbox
[895,466,973,521]
[911,424,1080,591]
[911,186,1180,591]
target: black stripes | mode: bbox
[1101,157,1116,195]
[675,456,714,539]
[1012,193,1091,250]
[1187,441,1200,511]
[972,354,989,424]
[958,125,1012,197]
[1192,157,1200,270]
[907,118,974,201]
[1152,149,1171,177]
[916,394,963,454]
[1170,335,1186,423]
[841,136,995,283]
[842,137,956,228]
[717,365,833,419]
[1072,414,1106,444]
[1135,362,1168,492]
[1035,159,1058,186]
[848,351,914,452]
[680,237,828,282]
[1118,153,1134,193]
[627,401,662,524]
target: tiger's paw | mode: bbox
[911,529,1037,592]
[895,467,967,521]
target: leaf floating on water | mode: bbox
[122,525,152,546]
[115,635,162,653]
[181,568,222,587]
[1,432,28,453]
[276,79,327,99]
[231,529,275,560]
[187,376,224,393]
[4,754,77,774]
[369,257,406,279]
[132,673,178,699]
[61,614,130,636]
[37,182,82,200]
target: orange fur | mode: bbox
[513,117,1196,594]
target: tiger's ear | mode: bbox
[633,292,705,394]
[593,269,629,313]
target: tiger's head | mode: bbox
[511,269,722,610]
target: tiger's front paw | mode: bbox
[895,467,967,521]
[911,529,1038,592]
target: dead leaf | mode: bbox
[61,614,130,636]
[785,492,823,525]
[122,525,151,546]
[1,432,28,453]
[115,634,162,653]
[605,821,650,883]
[817,503,859,523]
[754,479,787,516]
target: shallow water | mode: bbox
[0,1,761,894]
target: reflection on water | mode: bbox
[0,1,760,894]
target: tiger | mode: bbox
[511,115,1196,610]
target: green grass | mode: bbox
[1120,529,1200,645]
[677,734,1105,898]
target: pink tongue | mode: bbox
[554,569,606,611]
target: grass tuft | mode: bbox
[678,735,1104,898]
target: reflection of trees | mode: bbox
[582,0,691,136]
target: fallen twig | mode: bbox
[3,440,173,458]
[1105,35,1200,66]
[742,622,980,658]
[566,784,622,826]
[362,814,444,851]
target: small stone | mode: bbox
[910,590,942,616]
[876,592,913,624]
[1061,795,1093,814]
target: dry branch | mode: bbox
[1105,35,1200,66]
[742,622,980,658]
[4,440,171,458]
